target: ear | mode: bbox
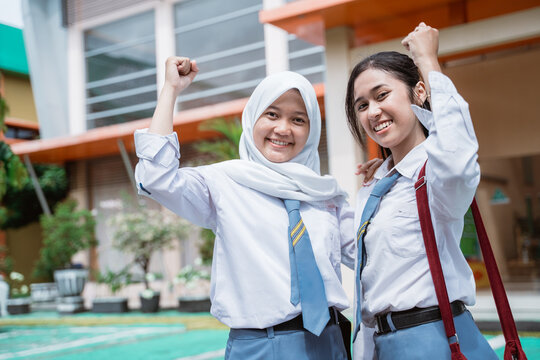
[413,81,428,105]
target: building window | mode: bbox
[288,35,325,85]
[4,126,39,140]
[84,11,156,129]
[174,0,266,110]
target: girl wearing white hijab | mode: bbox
[134,57,355,359]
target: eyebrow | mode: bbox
[266,105,308,117]
[353,84,388,106]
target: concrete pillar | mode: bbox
[324,27,363,201]
[155,1,176,97]
[324,26,363,304]
[263,0,289,75]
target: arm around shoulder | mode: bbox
[338,203,356,269]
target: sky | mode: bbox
[0,0,24,28]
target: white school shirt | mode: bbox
[134,129,355,329]
[353,71,480,333]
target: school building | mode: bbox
[6,0,540,308]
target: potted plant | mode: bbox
[2,271,31,315]
[108,203,188,313]
[175,258,211,312]
[92,268,131,313]
[33,199,96,313]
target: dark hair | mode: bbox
[345,51,430,158]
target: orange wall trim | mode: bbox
[4,117,40,130]
[11,84,325,164]
[260,0,539,47]
[260,0,353,24]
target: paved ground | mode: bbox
[0,310,539,359]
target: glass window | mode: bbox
[174,0,266,110]
[84,11,156,129]
[288,35,325,85]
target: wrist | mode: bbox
[162,82,182,96]
[416,57,441,75]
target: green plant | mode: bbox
[198,229,215,265]
[6,271,29,298]
[96,267,132,295]
[175,258,210,290]
[108,203,189,293]
[194,117,242,162]
[33,199,97,281]
[0,164,68,229]
[0,141,27,202]
[0,246,13,275]
[0,77,28,202]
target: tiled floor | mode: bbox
[0,308,539,359]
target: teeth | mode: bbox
[374,121,392,132]
[270,139,288,146]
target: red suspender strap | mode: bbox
[415,162,467,360]
[415,160,527,360]
[471,199,527,360]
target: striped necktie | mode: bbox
[284,199,330,336]
[353,171,401,341]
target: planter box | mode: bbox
[92,297,129,313]
[178,296,211,312]
[140,293,160,313]
[30,283,58,302]
[7,298,31,315]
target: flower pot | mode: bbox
[30,283,58,302]
[54,269,88,297]
[92,297,129,313]
[140,292,160,313]
[54,269,88,313]
[7,298,31,315]
[178,295,211,312]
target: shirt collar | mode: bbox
[371,143,427,182]
[373,156,395,181]
[394,143,427,180]
[411,104,433,130]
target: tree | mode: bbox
[0,79,28,202]
[108,202,189,292]
[0,165,68,229]
[33,199,97,281]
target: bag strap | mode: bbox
[415,160,527,360]
[414,162,467,360]
[470,199,527,360]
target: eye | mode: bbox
[377,91,389,101]
[356,103,368,112]
[265,111,278,119]
[292,117,307,125]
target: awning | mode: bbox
[0,23,29,76]
[259,0,540,47]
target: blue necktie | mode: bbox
[284,199,330,336]
[353,171,401,341]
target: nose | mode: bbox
[367,102,381,121]
[274,119,291,135]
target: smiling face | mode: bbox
[253,89,310,163]
[353,68,427,163]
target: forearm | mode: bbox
[416,56,442,95]
[148,84,177,135]
[148,56,198,135]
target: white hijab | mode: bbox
[215,71,347,205]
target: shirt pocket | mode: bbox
[389,202,424,258]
